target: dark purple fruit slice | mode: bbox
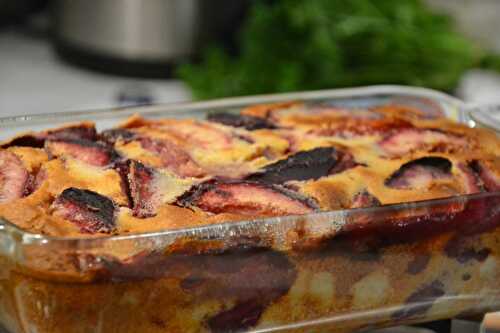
[208,299,264,333]
[444,235,491,264]
[406,255,431,275]
[392,280,445,320]
[385,157,452,189]
[100,128,136,145]
[246,147,339,184]
[310,118,412,138]
[458,163,484,194]
[30,168,47,195]
[379,128,468,157]
[179,181,317,216]
[0,150,29,203]
[469,160,500,192]
[351,190,381,208]
[47,124,97,141]
[207,112,275,130]
[46,139,119,167]
[139,137,205,177]
[113,160,133,208]
[128,160,163,218]
[95,244,297,331]
[329,150,360,175]
[51,187,117,234]
[2,124,97,148]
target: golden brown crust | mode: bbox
[0,102,498,237]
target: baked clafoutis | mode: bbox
[0,101,498,236]
[0,100,499,333]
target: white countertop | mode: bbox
[0,31,191,117]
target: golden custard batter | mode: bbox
[0,102,498,237]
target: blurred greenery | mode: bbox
[178,0,489,99]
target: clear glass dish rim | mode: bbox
[0,85,464,125]
[0,84,486,247]
[1,191,499,245]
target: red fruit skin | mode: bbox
[128,160,162,218]
[51,188,117,234]
[179,181,317,216]
[0,150,29,203]
[45,139,119,167]
[139,137,205,178]
[385,157,452,190]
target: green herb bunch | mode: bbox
[178,0,481,99]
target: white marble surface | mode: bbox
[0,31,190,117]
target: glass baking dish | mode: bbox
[0,85,499,333]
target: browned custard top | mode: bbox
[0,102,498,237]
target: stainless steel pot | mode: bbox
[54,0,198,61]
[52,0,248,77]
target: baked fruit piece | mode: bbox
[0,102,498,237]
